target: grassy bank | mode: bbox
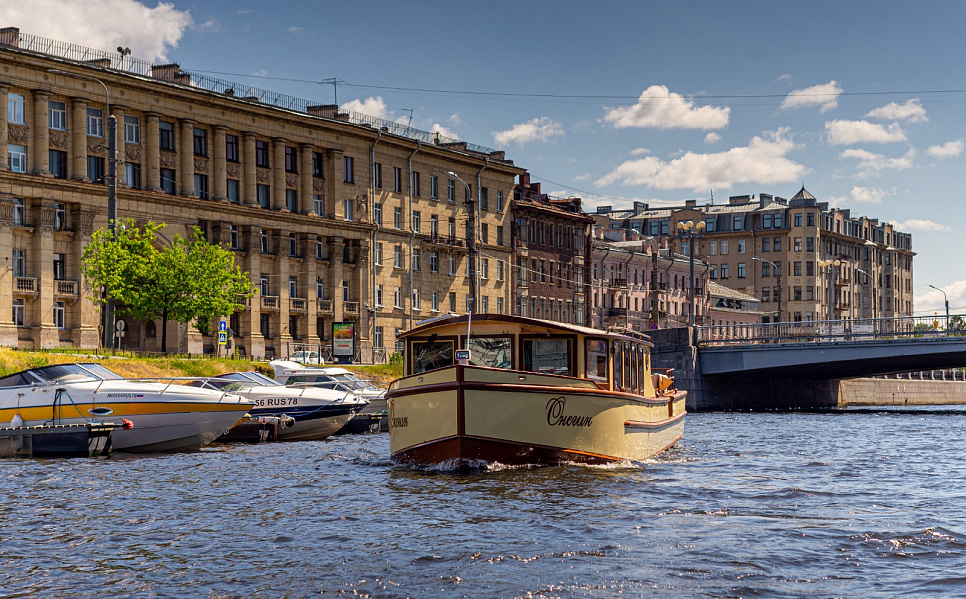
[0,349,403,386]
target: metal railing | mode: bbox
[698,315,966,347]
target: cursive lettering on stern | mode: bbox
[545,396,593,427]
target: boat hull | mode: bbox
[247,405,360,441]
[388,365,686,467]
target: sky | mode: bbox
[4,0,966,316]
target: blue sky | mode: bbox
[5,0,965,315]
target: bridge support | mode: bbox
[650,327,841,410]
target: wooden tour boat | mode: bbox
[387,314,686,468]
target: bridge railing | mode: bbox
[697,315,966,347]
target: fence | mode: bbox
[698,315,966,347]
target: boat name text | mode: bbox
[254,398,298,407]
[391,416,408,428]
[546,396,593,427]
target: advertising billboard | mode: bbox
[332,322,355,359]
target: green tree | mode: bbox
[82,220,254,352]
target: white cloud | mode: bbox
[866,99,927,123]
[777,74,792,82]
[341,96,391,120]
[574,173,592,182]
[826,120,907,145]
[595,128,805,192]
[0,0,192,62]
[603,85,730,130]
[429,122,458,140]
[630,147,652,156]
[840,148,915,178]
[928,140,964,158]
[916,280,966,314]
[847,186,889,204]
[704,132,721,144]
[287,26,304,35]
[893,219,951,232]
[493,117,563,147]
[448,113,463,126]
[781,80,843,113]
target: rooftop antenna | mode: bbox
[320,78,344,106]
[401,108,414,129]
[710,189,714,205]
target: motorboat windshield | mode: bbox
[0,363,124,387]
[193,372,283,391]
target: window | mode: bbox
[12,299,23,328]
[481,295,488,313]
[393,167,403,192]
[316,238,325,259]
[373,203,383,226]
[53,253,66,280]
[430,176,438,199]
[412,288,420,311]
[374,243,383,265]
[774,214,783,228]
[806,237,814,252]
[720,264,729,279]
[257,184,271,208]
[316,278,325,299]
[737,263,746,278]
[343,199,354,221]
[286,189,298,212]
[313,195,324,215]
[225,134,239,162]
[193,128,207,156]
[737,239,746,254]
[497,297,504,314]
[720,241,729,255]
[284,146,297,173]
[430,215,439,237]
[260,314,270,339]
[448,254,456,275]
[497,191,504,212]
[393,207,402,229]
[794,213,803,227]
[395,289,403,309]
[431,291,439,312]
[794,261,802,276]
[8,144,26,173]
[159,121,175,150]
[412,171,421,196]
[289,233,298,257]
[481,223,488,244]
[806,261,814,276]
[12,250,25,276]
[481,258,489,279]
[228,225,239,250]
[448,217,456,238]
[709,265,717,279]
[794,237,802,252]
[375,284,384,307]
[709,241,718,255]
[733,216,742,231]
[12,199,24,227]
[53,302,66,330]
[762,263,771,277]
[764,214,773,229]
[447,180,455,202]
[7,93,25,124]
[289,276,298,297]
[807,213,815,227]
[194,174,209,199]
[412,211,421,233]
[497,260,505,281]
[49,150,67,179]
[87,156,105,184]
[226,179,239,203]
[255,140,269,168]
[394,245,403,268]
[497,226,504,246]
[430,251,439,273]
[449,292,457,312]
[344,156,354,183]
[260,229,270,254]
[412,249,421,271]
[313,152,324,177]
[480,188,489,211]
[762,238,770,252]
[773,237,782,251]
[49,101,67,130]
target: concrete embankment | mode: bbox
[839,378,966,407]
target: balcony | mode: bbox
[606,307,627,319]
[54,279,79,298]
[608,278,627,290]
[515,239,528,257]
[424,234,468,252]
[15,277,37,294]
[290,298,307,313]
[317,299,334,314]
[344,301,360,315]
[261,295,280,311]
[236,294,251,308]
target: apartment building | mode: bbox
[0,28,521,356]
[598,186,914,323]
[510,173,593,324]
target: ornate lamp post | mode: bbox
[675,220,705,327]
[752,256,782,323]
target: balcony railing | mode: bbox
[608,278,627,289]
[426,234,467,248]
[317,299,334,314]
[290,298,307,313]
[261,295,279,310]
[344,301,360,315]
[54,279,78,296]
[15,277,37,293]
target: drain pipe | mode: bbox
[407,140,421,330]
[475,158,489,313]
[369,130,382,350]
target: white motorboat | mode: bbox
[196,372,368,441]
[0,363,253,452]
[270,360,388,431]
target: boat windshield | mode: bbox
[0,363,123,387]
[240,372,281,386]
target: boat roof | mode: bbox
[398,313,653,345]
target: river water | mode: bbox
[3,407,966,598]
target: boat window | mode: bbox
[244,372,280,386]
[411,340,455,374]
[0,371,34,387]
[522,338,571,376]
[34,364,100,383]
[614,342,623,391]
[630,344,639,394]
[623,343,631,392]
[468,336,512,369]
[76,364,123,380]
[585,339,608,383]
[637,345,646,393]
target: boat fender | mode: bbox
[652,373,672,393]
[11,413,23,427]
[122,418,134,430]
[281,416,296,428]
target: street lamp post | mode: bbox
[817,259,842,322]
[929,284,949,329]
[49,69,117,349]
[675,220,705,327]
[752,256,782,323]
[435,169,476,314]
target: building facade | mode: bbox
[0,28,521,357]
[597,187,914,324]
[510,173,592,324]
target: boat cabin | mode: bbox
[398,314,658,397]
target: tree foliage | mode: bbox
[82,220,255,352]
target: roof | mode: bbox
[790,186,816,202]
[707,281,758,302]
[397,313,653,345]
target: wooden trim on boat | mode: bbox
[624,410,687,429]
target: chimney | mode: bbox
[633,200,647,213]
[151,63,182,82]
[519,172,531,188]
[0,27,20,47]
[685,199,696,208]
[84,58,112,69]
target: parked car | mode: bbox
[290,351,322,365]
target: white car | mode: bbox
[289,351,322,365]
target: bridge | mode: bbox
[650,316,966,410]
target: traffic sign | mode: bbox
[218,321,227,332]
[115,320,125,331]
[218,331,228,345]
